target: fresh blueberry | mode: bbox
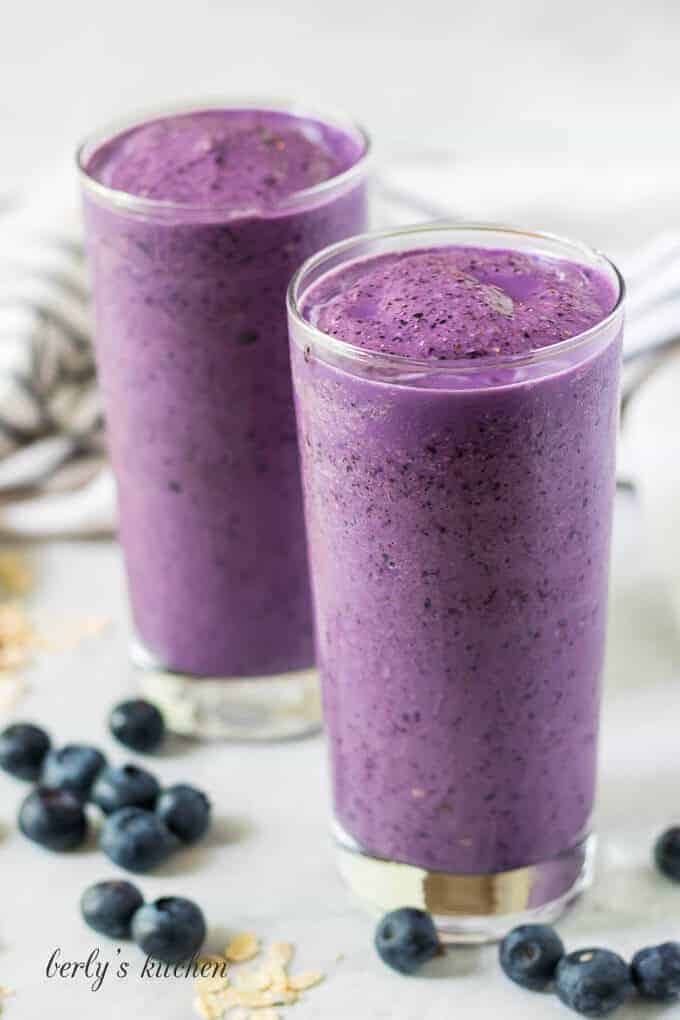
[81,880,144,939]
[131,896,206,963]
[109,700,165,753]
[92,764,160,815]
[100,807,175,873]
[631,942,680,1001]
[156,784,211,845]
[0,722,51,780]
[374,907,440,974]
[42,744,106,801]
[654,827,680,881]
[556,948,632,1016]
[19,786,88,851]
[499,924,565,990]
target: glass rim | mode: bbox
[287,221,626,374]
[76,98,371,217]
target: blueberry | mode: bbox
[374,907,440,975]
[0,722,51,780]
[42,744,106,801]
[631,942,680,1001]
[156,784,211,845]
[131,896,206,963]
[654,827,680,881]
[556,948,632,1016]
[100,807,175,873]
[81,880,144,939]
[92,764,160,815]
[109,700,165,753]
[499,924,565,990]
[19,786,88,851]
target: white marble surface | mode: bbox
[3,2,680,1016]
[0,494,678,1020]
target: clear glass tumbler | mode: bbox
[78,102,370,739]
[288,224,624,938]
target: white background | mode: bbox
[3,0,680,251]
[2,2,680,1018]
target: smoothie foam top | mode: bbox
[302,246,618,359]
[85,108,365,208]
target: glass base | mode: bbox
[131,641,321,741]
[334,821,595,943]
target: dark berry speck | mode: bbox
[92,764,160,815]
[109,700,165,753]
[19,786,88,851]
[0,722,51,780]
[81,880,144,939]
[236,330,258,346]
[654,826,680,881]
[499,924,564,990]
[100,807,176,873]
[41,744,107,800]
[555,948,632,1016]
[156,784,211,845]
[132,896,206,963]
[374,907,440,975]
[631,942,680,1001]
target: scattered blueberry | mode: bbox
[374,907,440,975]
[109,700,165,754]
[92,764,160,815]
[555,948,632,1017]
[499,924,565,990]
[42,744,106,801]
[631,942,680,1001]
[100,807,175,873]
[0,722,51,780]
[132,896,206,963]
[19,786,88,851]
[156,784,211,845]
[654,827,680,882]
[81,880,144,939]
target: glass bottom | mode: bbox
[334,820,595,943]
[131,640,321,741]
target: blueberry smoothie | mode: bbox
[289,230,623,890]
[80,107,368,681]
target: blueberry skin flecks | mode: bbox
[92,764,161,815]
[631,942,680,1001]
[41,744,107,801]
[19,787,88,851]
[374,907,440,975]
[0,722,51,780]
[499,924,565,990]
[555,948,632,1017]
[156,784,211,845]
[100,807,176,873]
[654,827,680,881]
[81,880,145,939]
[132,897,206,963]
[109,700,165,753]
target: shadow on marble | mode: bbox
[204,814,254,848]
[421,944,482,980]
[153,814,253,876]
[558,760,680,938]
[150,732,201,760]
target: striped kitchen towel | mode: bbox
[0,187,114,536]
[0,159,678,536]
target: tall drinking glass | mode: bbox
[79,103,369,738]
[288,224,624,938]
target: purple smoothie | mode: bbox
[81,108,368,677]
[291,242,622,875]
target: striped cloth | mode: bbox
[0,193,114,535]
[0,169,678,536]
